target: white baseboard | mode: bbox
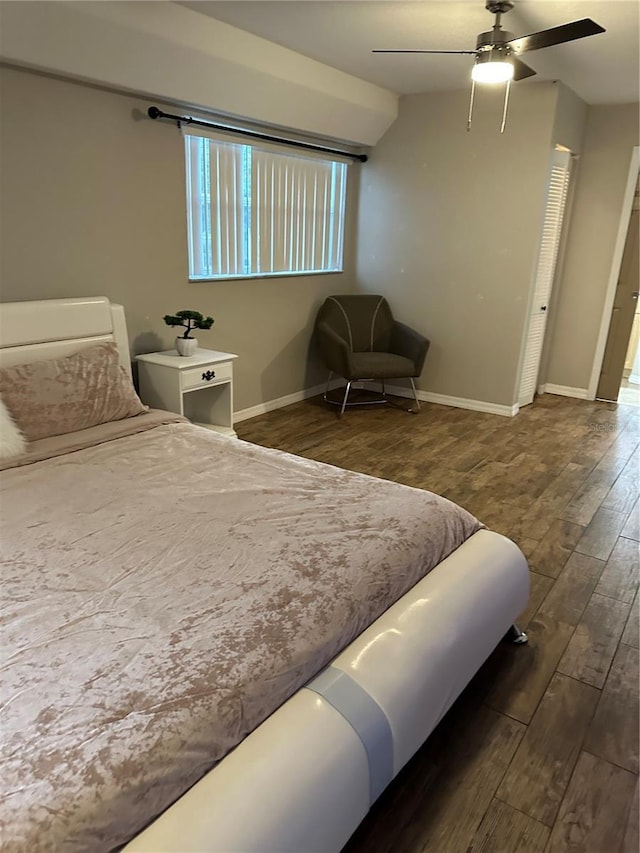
[234,382,334,422]
[381,384,518,417]
[358,382,518,417]
[235,381,519,422]
[539,383,590,400]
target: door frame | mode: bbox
[588,145,640,400]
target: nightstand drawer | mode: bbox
[181,361,233,390]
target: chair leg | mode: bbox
[409,378,420,412]
[340,381,352,416]
[324,374,416,416]
[323,371,334,402]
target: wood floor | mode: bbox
[237,392,639,853]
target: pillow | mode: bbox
[0,395,27,460]
[0,342,147,442]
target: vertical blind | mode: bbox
[518,148,572,406]
[185,133,348,280]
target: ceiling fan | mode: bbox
[373,1,606,85]
[374,0,605,131]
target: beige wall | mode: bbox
[0,66,359,411]
[0,1,397,146]
[552,82,588,153]
[3,63,625,412]
[544,103,640,392]
[536,85,588,392]
[355,82,564,408]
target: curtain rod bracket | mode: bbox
[146,105,368,163]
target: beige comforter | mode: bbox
[0,416,481,851]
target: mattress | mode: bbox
[0,414,482,851]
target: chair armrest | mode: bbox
[316,321,354,378]
[391,321,430,376]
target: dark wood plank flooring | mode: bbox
[237,393,639,852]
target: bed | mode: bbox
[0,297,529,853]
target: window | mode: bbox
[184,132,348,281]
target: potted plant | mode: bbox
[163,310,214,357]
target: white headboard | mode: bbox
[0,297,132,380]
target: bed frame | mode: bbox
[0,297,530,853]
[0,296,131,378]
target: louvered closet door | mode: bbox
[518,149,572,407]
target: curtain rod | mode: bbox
[147,107,368,163]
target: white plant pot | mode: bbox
[176,336,198,357]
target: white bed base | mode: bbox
[0,297,530,853]
[126,530,528,853]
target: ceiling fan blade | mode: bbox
[512,57,537,81]
[372,49,477,55]
[507,18,605,54]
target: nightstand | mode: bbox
[137,349,238,437]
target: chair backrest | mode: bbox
[317,295,394,353]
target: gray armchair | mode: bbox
[315,294,430,415]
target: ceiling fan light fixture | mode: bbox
[471,55,514,84]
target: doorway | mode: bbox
[618,282,640,406]
[518,148,573,407]
[596,178,640,404]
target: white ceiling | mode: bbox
[179,0,639,104]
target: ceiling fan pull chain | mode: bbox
[500,77,512,133]
[467,78,477,132]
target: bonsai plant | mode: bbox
[163,310,214,357]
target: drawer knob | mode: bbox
[202,370,216,381]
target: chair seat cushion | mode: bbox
[349,352,418,379]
